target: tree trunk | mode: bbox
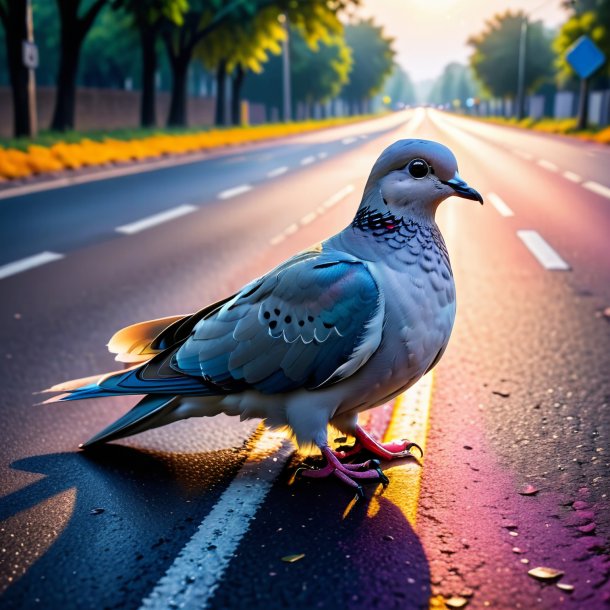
[2,1,33,137]
[139,23,158,128]
[51,29,82,131]
[215,59,227,126]
[51,0,106,132]
[167,55,189,127]
[230,64,244,126]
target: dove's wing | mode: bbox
[173,251,385,394]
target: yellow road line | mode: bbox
[367,372,435,525]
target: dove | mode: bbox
[42,138,482,495]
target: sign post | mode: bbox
[566,36,606,130]
[23,0,38,137]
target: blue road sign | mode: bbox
[566,35,606,80]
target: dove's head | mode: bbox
[361,139,483,220]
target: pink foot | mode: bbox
[334,425,423,461]
[298,446,389,496]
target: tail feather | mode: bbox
[80,394,181,448]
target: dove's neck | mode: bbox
[329,201,451,274]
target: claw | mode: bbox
[368,458,389,486]
[404,440,424,458]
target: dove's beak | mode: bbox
[442,172,483,205]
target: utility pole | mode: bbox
[516,17,528,120]
[280,14,291,122]
[23,0,38,136]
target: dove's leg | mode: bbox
[298,445,389,495]
[334,425,423,461]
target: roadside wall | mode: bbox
[0,87,228,136]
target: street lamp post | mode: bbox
[280,15,291,122]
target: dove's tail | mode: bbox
[39,348,222,447]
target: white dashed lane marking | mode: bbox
[300,156,315,166]
[583,180,610,200]
[563,171,582,183]
[0,251,64,280]
[267,166,288,178]
[268,184,354,246]
[115,204,198,235]
[537,159,558,172]
[513,149,533,161]
[218,184,252,200]
[487,192,514,217]
[317,152,328,160]
[517,230,570,271]
[300,212,317,226]
[342,137,357,145]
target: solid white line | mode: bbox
[322,184,354,208]
[537,159,558,172]
[342,137,357,145]
[317,152,328,160]
[115,204,197,235]
[139,431,292,610]
[218,184,252,200]
[563,171,582,183]
[513,149,533,161]
[0,251,64,280]
[284,223,298,236]
[267,166,288,178]
[517,230,570,270]
[583,180,610,200]
[300,156,315,166]
[300,212,317,225]
[487,192,514,217]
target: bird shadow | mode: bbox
[0,443,246,609]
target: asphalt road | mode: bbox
[0,109,609,610]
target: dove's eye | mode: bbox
[407,159,430,179]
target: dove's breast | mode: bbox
[332,231,456,417]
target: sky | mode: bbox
[354,0,568,82]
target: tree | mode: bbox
[428,62,480,107]
[162,0,356,127]
[118,0,186,127]
[0,0,33,136]
[290,28,352,117]
[468,10,554,101]
[51,0,109,131]
[383,65,416,108]
[342,19,395,114]
[195,5,284,125]
[554,0,610,86]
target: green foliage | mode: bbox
[290,28,352,105]
[554,0,609,83]
[428,62,481,106]
[195,6,285,74]
[342,19,395,105]
[468,10,554,99]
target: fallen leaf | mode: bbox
[492,391,510,398]
[281,553,305,563]
[556,583,575,592]
[383,535,394,541]
[445,596,469,609]
[519,485,540,496]
[528,567,564,581]
[512,547,525,554]
[578,522,596,534]
[90,508,105,515]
